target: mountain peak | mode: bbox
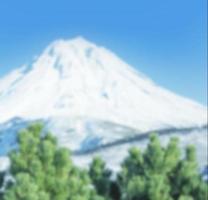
[0,37,206,130]
[30,36,102,74]
[45,36,97,55]
[0,36,206,167]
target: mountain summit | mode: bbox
[0,37,206,151]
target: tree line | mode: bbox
[0,123,207,200]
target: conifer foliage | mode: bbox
[89,134,207,200]
[2,123,103,200]
[0,124,207,200]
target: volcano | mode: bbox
[0,37,206,156]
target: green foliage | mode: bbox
[164,137,180,173]
[126,176,146,199]
[143,134,165,174]
[1,125,207,200]
[178,195,194,200]
[4,173,49,200]
[170,145,207,200]
[89,156,112,198]
[116,134,207,200]
[3,123,102,200]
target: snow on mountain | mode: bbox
[73,128,208,171]
[0,37,207,154]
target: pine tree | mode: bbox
[118,147,144,199]
[126,176,146,200]
[4,173,49,200]
[143,134,165,175]
[163,137,180,174]
[146,174,172,200]
[115,134,207,200]
[2,124,207,200]
[3,123,103,200]
[170,145,200,199]
[89,157,112,199]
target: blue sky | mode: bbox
[0,0,207,104]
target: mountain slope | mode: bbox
[0,37,206,152]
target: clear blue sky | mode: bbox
[0,0,207,105]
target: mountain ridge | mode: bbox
[0,37,207,153]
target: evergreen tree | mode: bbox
[3,123,102,200]
[164,137,180,174]
[4,173,49,200]
[170,145,207,200]
[146,174,171,200]
[126,176,146,200]
[118,147,144,199]
[115,134,207,200]
[143,134,165,175]
[2,124,207,200]
[89,157,112,199]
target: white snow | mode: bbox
[72,129,208,172]
[0,157,10,172]
[0,36,207,153]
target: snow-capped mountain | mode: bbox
[0,37,207,154]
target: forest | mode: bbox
[0,123,207,200]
